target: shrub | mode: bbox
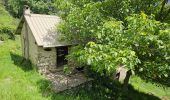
[0,26,15,41]
[0,2,16,41]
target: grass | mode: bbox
[130,76,170,99]
[0,0,16,29]
[0,1,17,40]
[0,36,49,100]
[0,36,170,100]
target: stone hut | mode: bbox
[15,6,127,92]
[15,6,70,71]
[15,6,92,92]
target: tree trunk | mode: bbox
[162,8,170,22]
[122,70,132,91]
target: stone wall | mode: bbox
[37,47,57,72]
[21,22,58,72]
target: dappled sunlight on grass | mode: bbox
[130,76,170,100]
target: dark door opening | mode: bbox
[56,46,68,67]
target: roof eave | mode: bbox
[15,16,25,35]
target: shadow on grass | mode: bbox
[85,70,162,100]
[36,79,109,100]
[10,52,33,71]
[120,84,161,100]
[153,75,170,87]
[36,78,161,100]
[37,79,53,97]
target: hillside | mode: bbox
[0,0,170,100]
[0,0,17,40]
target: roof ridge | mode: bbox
[28,14,60,18]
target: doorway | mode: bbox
[56,46,68,67]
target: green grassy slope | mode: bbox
[0,0,169,98]
[0,1,17,40]
[0,1,16,28]
[0,36,49,100]
[130,76,170,100]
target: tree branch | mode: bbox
[158,0,167,21]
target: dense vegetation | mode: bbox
[55,0,170,91]
[0,0,170,99]
[3,0,56,18]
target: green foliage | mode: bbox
[126,13,170,80]
[0,27,15,41]
[4,0,55,18]
[58,2,103,43]
[68,43,139,75]
[63,65,73,75]
[56,0,170,85]
[54,0,170,22]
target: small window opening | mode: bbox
[76,66,84,73]
[44,48,52,51]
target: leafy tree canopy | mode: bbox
[54,0,170,22]
[56,0,170,86]
[4,0,56,18]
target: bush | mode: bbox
[4,0,56,18]
[0,26,15,41]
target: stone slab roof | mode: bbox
[16,14,68,47]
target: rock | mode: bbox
[0,41,4,45]
[49,67,58,73]
[113,66,128,82]
[161,96,169,100]
[38,65,92,93]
